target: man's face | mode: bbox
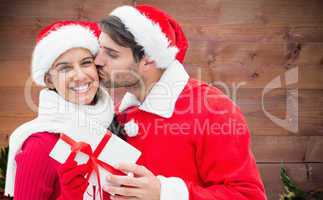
[95,32,141,88]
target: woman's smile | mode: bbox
[70,82,92,93]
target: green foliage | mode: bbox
[0,146,9,190]
[280,167,323,200]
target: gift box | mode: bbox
[49,126,141,198]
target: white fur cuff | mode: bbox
[157,175,189,200]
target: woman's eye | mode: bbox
[81,60,94,67]
[58,66,71,72]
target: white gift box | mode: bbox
[49,125,141,187]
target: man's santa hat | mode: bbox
[110,5,188,68]
[31,21,100,86]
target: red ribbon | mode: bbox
[60,131,125,200]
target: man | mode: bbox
[95,4,267,200]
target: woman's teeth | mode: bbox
[72,83,90,93]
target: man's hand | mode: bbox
[103,163,160,200]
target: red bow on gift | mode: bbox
[60,131,125,200]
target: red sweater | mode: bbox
[14,132,61,200]
[118,79,267,200]
[13,132,111,200]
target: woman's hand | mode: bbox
[103,163,161,200]
[57,152,90,200]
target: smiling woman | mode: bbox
[45,48,99,105]
[4,21,118,200]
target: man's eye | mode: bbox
[106,51,118,58]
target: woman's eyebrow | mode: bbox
[54,62,69,68]
[81,56,94,61]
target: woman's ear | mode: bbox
[44,72,55,89]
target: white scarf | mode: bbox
[5,87,114,199]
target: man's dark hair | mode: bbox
[100,16,145,62]
[108,114,127,140]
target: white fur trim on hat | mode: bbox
[110,6,179,69]
[31,25,100,86]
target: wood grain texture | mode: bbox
[136,0,323,25]
[0,87,322,136]
[1,0,323,199]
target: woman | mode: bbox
[5,21,121,200]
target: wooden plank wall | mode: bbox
[0,0,322,199]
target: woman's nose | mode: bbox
[73,67,87,82]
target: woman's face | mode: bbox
[45,48,99,105]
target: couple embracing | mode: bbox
[5,4,267,200]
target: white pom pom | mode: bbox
[124,119,139,137]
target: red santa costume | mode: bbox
[111,5,267,200]
[5,21,114,199]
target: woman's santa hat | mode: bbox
[110,5,188,68]
[31,21,100,86]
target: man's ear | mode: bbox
[44,72,55,89]
[139,55,156,71]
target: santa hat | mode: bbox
[31,21,101,86]
[110,5,188,68]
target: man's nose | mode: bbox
[94,50,104,67]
